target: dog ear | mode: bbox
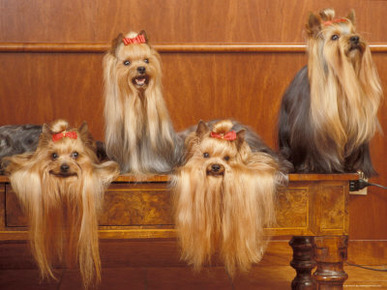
[78,121,98,152]
[78,121,89,135]
[346,10,356,25]
[42,123,49,134]
[196,120,210,138]
[40,123,53,143]
[78,121,95,144]
[138,30,149,43]
[236,129,246,150]
[41,123,52,137]
[109,33,124,56]
[306,13,322,37]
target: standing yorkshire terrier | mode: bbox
[278,9,382,177]
[172,120,285,276]
[103,30,180,174]
[3,120,119,288]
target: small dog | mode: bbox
[278,9,382,177]
[103,30,181,174]
[172,120,285,276]
[3,120,119,288]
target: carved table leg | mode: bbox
[313,236,348,289]
[289,236,317,289]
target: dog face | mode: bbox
[45,135,90,178]
[306,9,365,61]
[191,136,239,178]
[184,120,246,179]
[110,31,161,92]
[38,121,97,180]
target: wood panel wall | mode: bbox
[0,0,386,245]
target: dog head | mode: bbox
[306,9,366,61]
[33,120,99,180]
[107,30,161,92]
[184,120,249,180]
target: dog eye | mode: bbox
[331,34,339,41]
[144,58,149,63]
[123,60,131,66]
[203,152,210,158]
[52,153,58,160]
[224,156,230,161]
[71,152,79,159]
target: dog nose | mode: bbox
[137,66,146,74]
[211,164,221,172]
[350,36,359,44]
[60,164,69,172]
[206,163,225,176]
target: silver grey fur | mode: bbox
[0,124,42,173]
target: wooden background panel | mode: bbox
[0,51,307,144]
[0,52,105,138]
[162,51,308,140]
[355,52,387,240]
[0,51,384,150]
[1,0,387,43]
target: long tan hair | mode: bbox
[307,9,382,163]
[103,31,177,174]
[172,120,279,276]
[4,120,119,288]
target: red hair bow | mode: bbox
[210,131,237,141]
[323,18,348,26]
[122,34,146,45]
[52,131,78,142]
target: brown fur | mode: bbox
[172,120,282,276]
[4,120,119,288]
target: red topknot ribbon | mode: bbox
[52,131,78,142]
[122,34,146,45]
[323,18,348,26]
[210,130,237,141]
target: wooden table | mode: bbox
[0,173,357,289]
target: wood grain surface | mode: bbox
[1,0,387,43]
[4,176,350,239]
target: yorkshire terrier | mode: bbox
[172,120,286,276]
[3,120,119,288]
[103,30,181,174]
[278,8,382,177]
